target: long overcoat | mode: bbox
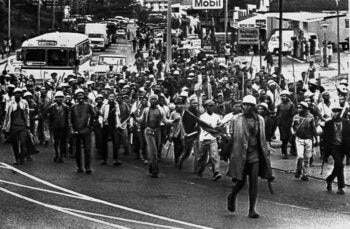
[227,113,273,181]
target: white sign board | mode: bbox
[192,0,223,9]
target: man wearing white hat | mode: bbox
[3,88,30,165]
[227,95,273,218]
[70,89,96,174]
[48,91,70,163]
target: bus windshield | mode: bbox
[47,49,68,66]
[25,49,46,64]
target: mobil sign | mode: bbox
[192,0,223,9]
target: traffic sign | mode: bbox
[192,0,223,9]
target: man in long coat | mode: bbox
[227,95,273,218]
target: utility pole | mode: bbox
[278,0,283,74]
[224,0,228,44]
[166,0,172,65]
[52,0,56,29]
[38,0,41,34]
[336,4,341,76]
[8,0,11,41]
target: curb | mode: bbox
[272,167,350,187]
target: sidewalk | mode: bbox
[269,140,350,186]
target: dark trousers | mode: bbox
[132,128,147,160]
[116,128,131,155]
[231,162,259,212]
[326,146,345,189]
[93,125,103,157]
[172,137,183,165]
[10,129,28,162]
[75,132,92,171]
[102,125,119,162]
[53,128,67,158]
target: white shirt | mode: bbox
[199,112,221,141]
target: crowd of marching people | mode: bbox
[0,28,349,206]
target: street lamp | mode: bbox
[321,23,328,68]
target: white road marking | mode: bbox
[0,179,85,199]
[0,162,213,229]
[61,208,185,229]
[262,199,310,210]
[0,187,131,229]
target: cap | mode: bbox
[8,84,15,88]
[173,70,180,75]
[105,84,112,90]
[118,79,126,84]
[55,91,65,98]
[299,101,308,108]
[204,100,215,106]
[150,94,158,100]
[95,94,103,100]
[180,91,189,98]
[23,92,32,98]
[280,90,290,96]
[74,88,84,95]
[13,88,22,94]
[309,79,317,86]
[86,80,95,85]
[268,80,276,86]
[242,95,257,106]
[258,102,269,110]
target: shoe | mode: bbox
[178,160,184,171]
[58,158,64,163]
[227,193,236,212]
[85,170,93,175]
[13,161,19,165]
[53,157,58,163]
[101,161,107,165]
[295,170,301,179]
[301,176,309,181]
[77,168,84,173]
[248,210,260,219]
[282,154,289,159]
[337,188,345,195]
[326,180,332,192]
[144,160,148,165]
[113,161,123,166]
[212,171,222,181]
[26,157,33,162]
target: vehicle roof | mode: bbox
[98,54,126,58]
[22,32,89,48]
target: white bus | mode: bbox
[18,32,92,82]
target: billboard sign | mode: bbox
[192,0,223,9]
[238,28,260,45]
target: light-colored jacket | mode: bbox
[227,113,273,181]
[100,103,121,128]
[3,99,30,133]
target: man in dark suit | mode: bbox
[324,104,350,194]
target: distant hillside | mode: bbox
[0,0,53,47]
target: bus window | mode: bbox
[25,49,45,64]
[83,42,90,55]
[47,49,68,66]
[68,50,76,66]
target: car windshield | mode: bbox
[98,56,125,66]
[89,34,104,38]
